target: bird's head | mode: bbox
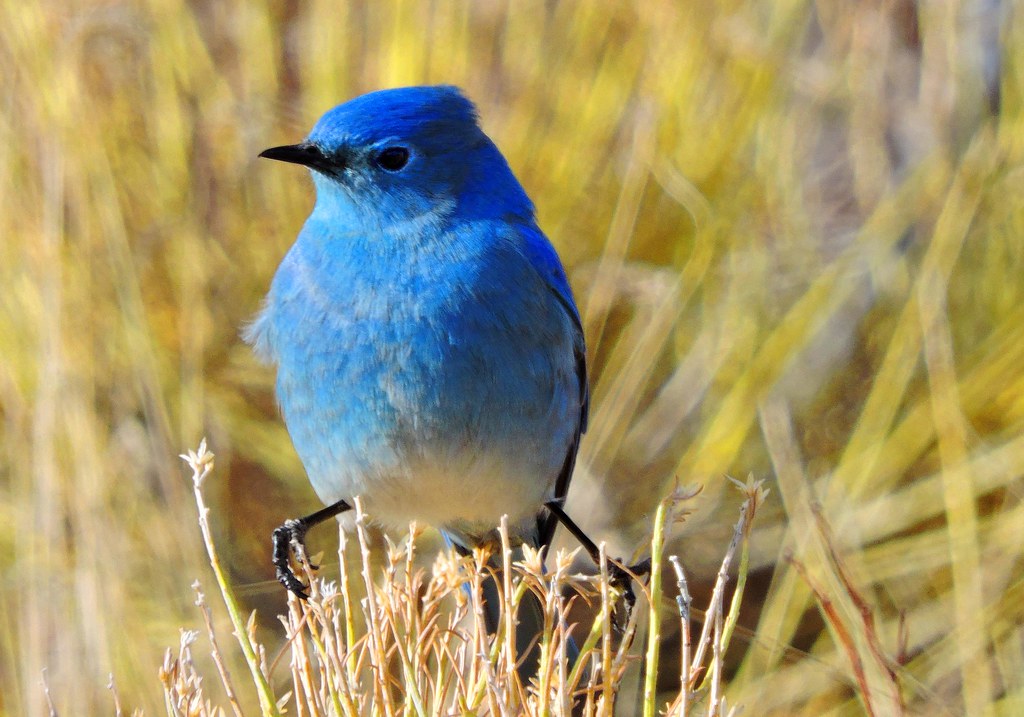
[260,85,532,229]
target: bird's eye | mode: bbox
[375,147,410,172]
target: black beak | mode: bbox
[259,142,336,172]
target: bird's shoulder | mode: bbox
[453,219,580,321]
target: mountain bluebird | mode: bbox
[249,86,641,666]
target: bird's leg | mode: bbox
[544,501,652,612]
[273,499,352,599]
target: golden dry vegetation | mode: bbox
[2,1,1023,715]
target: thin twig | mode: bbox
[192,581,245,717]
[180,440,281,717]
[811,504,905,715]
[669,556,691,716]
[786,551,877,717]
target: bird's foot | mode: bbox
[272,518,315,600]
[271,499,353,600]
[609,558,652,626]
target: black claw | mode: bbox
[610,566,634,610]
[609,558,652,613]
[276,564,310,600]
[543,499,653,617]
[271,499,353,600]
[602,559,651,632]
[273,523,310,599]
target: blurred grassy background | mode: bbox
[2,0,1023,714]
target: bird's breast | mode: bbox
[258,229,579,534]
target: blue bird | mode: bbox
[249,86,642,670]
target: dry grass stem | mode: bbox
[166,442,754,716]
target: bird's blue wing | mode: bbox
[517,226,589,548]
